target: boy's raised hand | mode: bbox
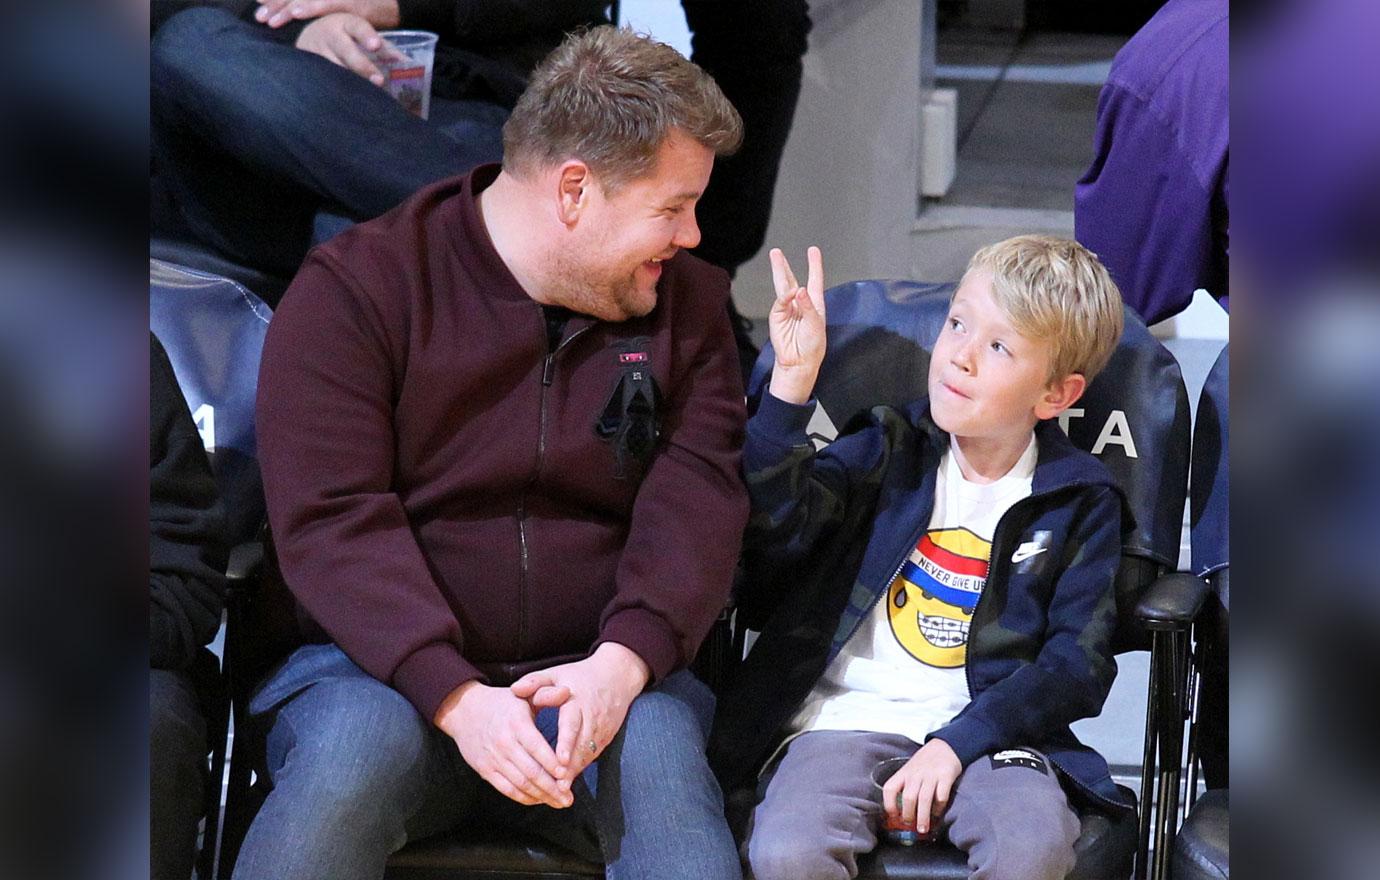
[766,246,826,405]
[883,738,963,838]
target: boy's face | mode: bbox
[927,270,1081,442]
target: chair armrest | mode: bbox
[227,540,264,586]
[1136,572,1210,631]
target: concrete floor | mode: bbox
[936,31,1121,212]
[740,24,1117,320]
[908,27,1116,285]
[730,26,1128,315]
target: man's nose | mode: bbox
[672,210,702,250]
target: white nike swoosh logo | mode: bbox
[1011,545,1048,563]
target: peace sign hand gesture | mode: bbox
[766,246,826,405]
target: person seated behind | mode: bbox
[150,333,228,880]
[150,0,608,282]
[1075,0,1228,327]
[711,235,1133,880]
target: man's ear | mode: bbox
[1035,372,1087,421]
[556,161,592,226]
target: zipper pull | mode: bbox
[542,354,555,386]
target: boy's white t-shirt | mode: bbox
[787,433,1038,745]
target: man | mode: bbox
[240,27,749,880]
[150,334,227,879]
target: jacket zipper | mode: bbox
[961,483,1092,700]
[962,483,1127,811]
[516,319,592,658]
[829,513,930,658]
[1043,749,1129,812]
[848,481,1085,652]
[848,474,1100,658]
[830,485,1122,808]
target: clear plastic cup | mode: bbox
[371,30,438,119]
[871,757,941,846]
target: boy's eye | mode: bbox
[991,340,1008,354]
[948,317,964,332]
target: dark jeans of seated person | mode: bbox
[150,667,210,880]
[151,6,506,279]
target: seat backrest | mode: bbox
[149,259,273,548]
[1189,344,1228,578]
[746,279,1192,649]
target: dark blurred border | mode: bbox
[0,2,147,879]
[1,0,1379,877]
[1235,2,1380,879]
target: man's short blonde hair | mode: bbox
[962,235,1124,382]
[503,26,743,191]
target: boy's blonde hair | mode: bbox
[962,235,1124,382]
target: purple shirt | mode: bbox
[1075,0,1229,326]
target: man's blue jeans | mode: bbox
[231,644,742,880]
[151,7,506,277]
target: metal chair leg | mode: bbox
[1181,624,1204,819]
[1137,649,1160,880]
[1150,629,1190,880]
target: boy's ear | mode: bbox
[1035,372,1087,421]
[556,161,592,226]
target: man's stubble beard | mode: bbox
[543,246,654,322]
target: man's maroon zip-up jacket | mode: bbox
[256,166,749,721]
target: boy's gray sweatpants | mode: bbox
[744,730,1081,880]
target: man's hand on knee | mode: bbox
[433,680,575,809]
[511,643,651,783]
[257,0,400,30]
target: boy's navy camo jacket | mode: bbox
[710,392,1137,815]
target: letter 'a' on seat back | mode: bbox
[747,279,1192,649]
[149,259,273,548]
[1190,345,1229,579]
[1073,304,1190,573]
[1072,304,1190,652]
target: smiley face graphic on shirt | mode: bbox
[887,527,990,667]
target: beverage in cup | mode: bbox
[371,30,438,119]
[871,756,941,846]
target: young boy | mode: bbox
[712,235,1133,880]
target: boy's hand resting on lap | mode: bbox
[766,246,827,405]
[883,738,963,836]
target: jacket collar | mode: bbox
[845,396,1129,635]
[900,397,1123,497]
